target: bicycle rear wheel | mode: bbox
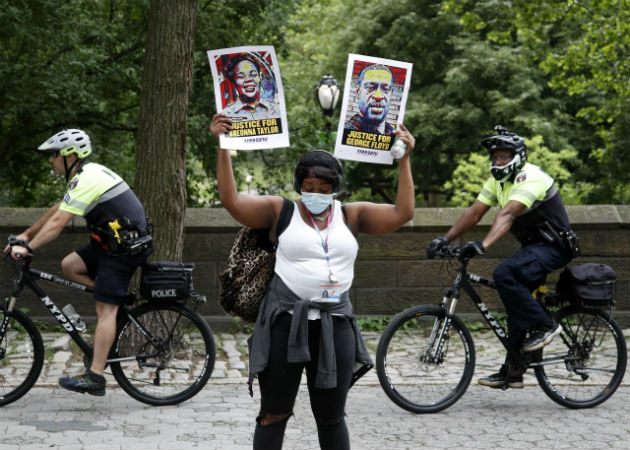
[376,305,475,413]
[0,307,44,406]
[534,306,627,409]
[110,301,215,406]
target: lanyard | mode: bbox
[305,206,338,283]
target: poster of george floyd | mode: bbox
[207,45,290,150]
[334,54,413,164]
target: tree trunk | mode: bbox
[135,0,197,261]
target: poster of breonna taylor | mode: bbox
[207,45,289,150]
[334,54,412,164]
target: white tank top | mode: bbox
[275,200,358,303]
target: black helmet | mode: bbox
[481,125,527,181]
[293,150,344,194]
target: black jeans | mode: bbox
[254,312,356,450]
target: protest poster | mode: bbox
[207,45,290,150]
[334,54,413,164]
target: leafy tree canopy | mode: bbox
[1,0,627,208]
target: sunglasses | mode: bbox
[50,150,60,158]
[491,153,514,163]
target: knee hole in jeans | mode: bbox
[258,412,292,426]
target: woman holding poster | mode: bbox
[210,113,415,450]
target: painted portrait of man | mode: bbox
[344,63,395,136]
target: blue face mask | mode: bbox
[302,192,334,214]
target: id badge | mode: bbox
[317,283,342,303]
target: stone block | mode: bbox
[353,260,397,287]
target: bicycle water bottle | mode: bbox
[62,304,87,332]
[390,139,406,159]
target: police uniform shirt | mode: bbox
[476,163,571,244]
[59,161,146,230]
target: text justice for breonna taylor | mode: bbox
[226,118,282,137]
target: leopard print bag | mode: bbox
[218,198,293,322]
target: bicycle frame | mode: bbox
[437,259,519,356]
[1,257,94,359]
[1,256,170,366]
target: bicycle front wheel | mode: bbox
[110,301,216,406]
[376,305,475,413]
[0,307,44,407]
[534,306,627,409]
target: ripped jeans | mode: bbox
[254,312,356,450]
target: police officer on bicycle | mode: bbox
[426,125,579,389]
[6,129,152,396]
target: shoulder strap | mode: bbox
[275,197,294,238]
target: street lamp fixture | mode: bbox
[315,73,340,117]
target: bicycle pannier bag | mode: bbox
[218,198,294,322]
[556,263,616,307]
[140,261,195,301]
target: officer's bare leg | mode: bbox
[90,301,118,374]
[61,252,95,286]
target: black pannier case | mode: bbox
[556,263,616,307]
[140,261,195,301]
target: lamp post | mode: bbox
[315,73,340,149]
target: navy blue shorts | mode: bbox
[75,244,151,305]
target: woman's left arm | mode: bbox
[345,124,415,235]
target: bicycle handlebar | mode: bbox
[6,234,33,261]
[436,244,461,259]
[435,244,478,264]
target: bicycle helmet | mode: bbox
[293,150,344,194]
[481,125,527,182]
[38,129,92,159]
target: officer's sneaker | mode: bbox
[522,321,562,352]
[478,365,524,389]
[59,370,106,396]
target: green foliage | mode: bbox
[356,315,393,332]
[443,153,488,207]
[511,0,629,203]
[0,0,146,206]
[0,0,627,209]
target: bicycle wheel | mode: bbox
[376,305,475,413]
[110,301,215,406]
[0,306,44,406]
[534,306,627,409]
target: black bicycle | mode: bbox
[376,244,627,413]
[1,239,216,407]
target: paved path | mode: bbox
[1,384,628,450]
[1,331,628,449]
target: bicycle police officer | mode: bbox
[426,125,579,389]
[7,129,152,396]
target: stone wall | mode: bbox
[1,205,628,329]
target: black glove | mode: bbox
[426,236,448,259]
[460,241,484,259]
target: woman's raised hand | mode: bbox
[210,114,233,140]
[393,123,415,160]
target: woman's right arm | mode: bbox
[210,114,281,229]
